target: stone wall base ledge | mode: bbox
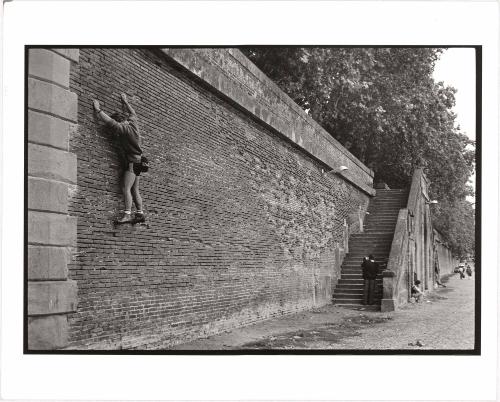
[380,299,396,312]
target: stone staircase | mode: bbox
[332,189,409,309]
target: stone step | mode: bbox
[365,223,398,226]
[350,238,394,243]
[351,231,396,236]
[334,284,383,291]
[349,244,392,248]
[336,282,383,288]
[372,199,407,203]
[344,252,390,257]
[348,249,391,255]
[349,242,393,246]
[334,287,364,293]
[368,205,404,209]
[332,298,381,305]
[333,303,381,310]
[348,249,392,253]
[366,216,399,220]
[343,260,389,265]
[363,229,396,233]
[366,213,400,218]
[351,233,394,237]
[349,239,393,244]
[341,263,386,269]
[342,260,389,266]
[341,274,384,280]
[374,197,408,200]
[333,293,382,300]
[341,268,385,274]
[354,237,394,241]
[366,214,399,218]
[364,220,398,224]
[364,225,397,229]
[369,210,404,213]
[345,252,390,258]
[341,266,388,272]
[349,239,393,243]
[365,221,398,225]
[364,227,396,231]
[333,283,365,289]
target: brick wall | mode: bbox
[66,48,372,349]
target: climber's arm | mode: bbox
[93,99,116,125]
[120,93,136,118]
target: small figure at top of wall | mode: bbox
[93,93,148,224]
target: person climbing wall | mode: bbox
[93,93,147,223]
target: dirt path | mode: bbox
[171,273,475,351]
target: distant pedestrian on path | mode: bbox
[361,254,379,305]
[93,93,147,223]
[466,264,473,279]
[411,280,424,303]
[458,266,465,280]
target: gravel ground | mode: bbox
[171,272,475,351]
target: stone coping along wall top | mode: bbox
[161,48,375,196]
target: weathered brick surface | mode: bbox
[163,48,375,194]
[67,49,370,349]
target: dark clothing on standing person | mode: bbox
[362,258,380,305]
[362,259,379,280]
[363,279,376,305]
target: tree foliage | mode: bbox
[433,200,476,260]
[241,47,475,257]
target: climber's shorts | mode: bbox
[127,162,142,176]
[133,162,142,176]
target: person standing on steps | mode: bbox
[93,93,145,223]
[361,254,379,305]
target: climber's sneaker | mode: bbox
[134,212,145,223]
[116,212,133,223]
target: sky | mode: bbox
[433,48,476,142]
[432,48,476,202]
